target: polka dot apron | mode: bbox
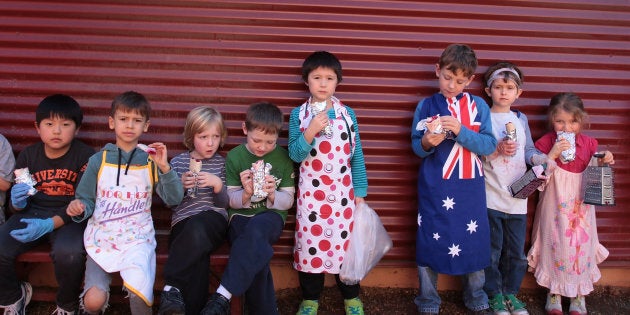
[293,98,357,274]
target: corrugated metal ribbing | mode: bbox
[1,0,628,265]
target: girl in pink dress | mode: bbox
[527,92,614,315]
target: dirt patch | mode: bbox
[27,286,630,314]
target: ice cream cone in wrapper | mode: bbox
[505,122,517,141]
[187,158,202,197]
[311,100,333,137]
[14,168,38,195]
[557,131,576,162]
[189,158,202,173]
[251,159,272,201]
[426,115,443,134]
[136,143,156,155]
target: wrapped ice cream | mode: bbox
[311,100,333,137]
[505,122,517,142]
[136,143,156,155]
[14,167,38,195]
[188,158,202,197]
[251,159,272,200]
[557,131,576,162]
[425,115,443,134]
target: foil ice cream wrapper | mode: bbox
[251,159,272,200]
[14,167,38,195]
[557,131,576,162]
[187,158,202,197]
[311,100,333,137]
[505,122,517,141]
[425,115,443,134]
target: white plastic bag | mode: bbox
[339,202,393,285]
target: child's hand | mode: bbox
[439,116,461,136]
[148,142,170,173]
[598,150,615,165]
[548,138,570,160]
[307,111,328,134]
[197,172,223,192]
[422,132,447,150]
[496,139,517,156]
[67,199,86,217]
[239,169,254,198]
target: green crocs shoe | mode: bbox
[489,294,510,315]
[296,300,318,315]
[504,294,529,315]
[344,298,364,315]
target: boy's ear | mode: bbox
[143,120,150,132]
[108,116,115,129]
[241,122,248,135]
[484,87,491,97]
[435,64,440,78]
[465,74,475,87]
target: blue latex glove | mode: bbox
[11,183,32,209]
[10,218,54,243]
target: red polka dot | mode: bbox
[343,207,352,219]
[320,175,333,185]
[342,175,352,187]
[343,240,350,251]
[312,159,323,171]
[294,252,300,263]
[343,143,351,154]
[311,257,323,268]
[311,224,323,236]
[314,190,326,201]
[318,240,331,251]
[319,141,332,154]
[320,204,332,219]
[349,189,354,200]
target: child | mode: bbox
[200,102,295,315]
[481,61,549,315]
[527,92,613,315]
[66,91,184,315]
[0,94,95,315]
[410,43,497,315]
[288,50,368,315]
[0,133,16,225]
[157,106,229,315]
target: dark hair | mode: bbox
[438,44,478,78]
[36,94,83,127]
[483,61,524,88]
[245,102,283,135]
[547,92,588,129]
[301,51,343,82]
[110,91,151,120]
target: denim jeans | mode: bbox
[414,266,489,313]
[483,209,528,297]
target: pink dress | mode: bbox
[527,132,609,297]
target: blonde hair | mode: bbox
[183,106,227,150]
[547,92,589,130]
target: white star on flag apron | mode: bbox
[293,99,356,274]
[84,151,157,305]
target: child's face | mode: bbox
[552,109,581,134]
[307,66,339,103]
[485,78,522,110]
[192,123,222,159]
[35,116,79,157]
[243,125,277,157]
[435,65,473,99]
[108,109,149,149]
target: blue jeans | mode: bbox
[414,266,488,313]
[221,211,283,315]
[483,209,528,297]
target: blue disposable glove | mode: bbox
[10,218,54,243]
[11,183,32,209]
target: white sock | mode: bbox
[216,285,232,300]
[163,285,179,292]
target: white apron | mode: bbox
[293,99,357,274]
[84,151,157,305]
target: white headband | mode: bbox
[486,67,521,87]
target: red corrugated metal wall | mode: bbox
[1,0,628,266]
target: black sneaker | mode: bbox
[157,287,185,315]
[200,293,230,315]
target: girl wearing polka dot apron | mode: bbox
[288,51,368,315]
